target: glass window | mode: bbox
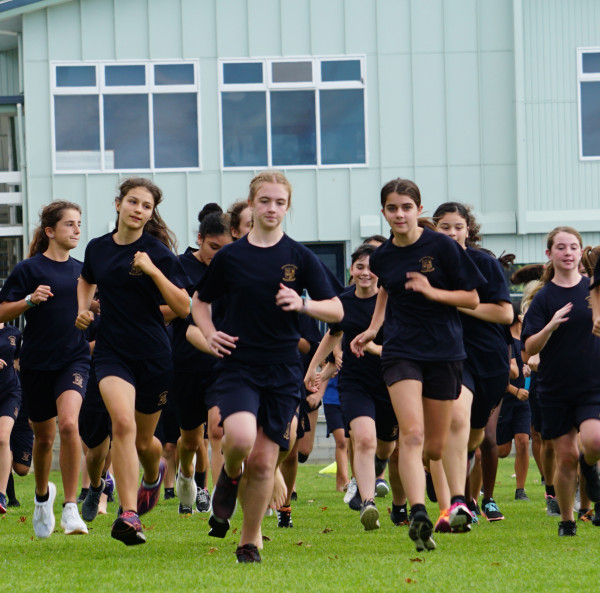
[106,65,145,86]
[223,63,263,84]
[321,60,361,82]
[56,66,96,87]
[583,53,600,74]
[154,64,194,85]
[271,91,316,166]
[320,89,365,165]
[153,93,199,168]
[104,95,149,169]
[221,91,267,167]
[580,82,600,157]
[272,62,312,83]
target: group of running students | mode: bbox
[1,171,600,562]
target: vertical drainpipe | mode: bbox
[513,0,527,235]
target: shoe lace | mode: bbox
[485,502,499,513]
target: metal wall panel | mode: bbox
[0,49,19,95]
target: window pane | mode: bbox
[581,82,600,157]
[104,94,149,169]
[221,91,267,167]
[154,64,194,85]
[582,53,600,74]
[272,62,312,83]
[321,60,361,82]
[105,65,146,86]
[320,89,365,165]
[54,95,101,170]
[153,93,198,168]
[223,63,263,84]
[56,66,96,87]
[271,91,316,166]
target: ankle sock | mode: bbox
[36,490,49,503]
[546,484,556,497]
[195,471,206,489]
[6,473,15,500]
[450,495,466,506]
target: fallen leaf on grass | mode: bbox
[491,562,501,566]
[232,528,238,534]
[142,523,155,531]
[307,499,315,503]
[409,557,423,563]
[19,516,27,523]
[327,555,339,560]
[321,528,333,534]
[295,541,303,546]
[207,547,219,554]
[262,535,271,542]
[405,578,416,584]
[320,506,328,511]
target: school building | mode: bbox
[0,0,598,285]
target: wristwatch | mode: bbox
[25,294,36,307]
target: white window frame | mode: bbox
[218,55,368,170]
[51,60,202,174]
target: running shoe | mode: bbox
[481,498,504,521]
[375,478,390,498]
[449,501,472,533]
[0,492,6,514]
[236,543,261,563]
[578,507,593,521]
[390,503,409,526]
[33,482,56,539]
[7,497,20,508]
[196,487,211,513]
[425,471,437,503]
[81,478,105,522]
[176,465,197,508]
[209,466,240,538]
[164,487,175,501]
[434,509,451,533]
[514,488,530,501]
[178,503,193,515]
[409,510,436,551]
[467,498,481,516]
[137,460,166,516]
[545,493,560,517]
[103,471,115,502]
[374,455,389,476]
[579,453,600,503]
[558,520,577,537]
[61,502,89,534]
[291,490,298,502]
[348,488,362,511]
[76,487,88,504]
[360,499,380,531]
[111,510,146,545]
[343,477,357,504]
[277,505,293,528]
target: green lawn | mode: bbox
[0,459,594,593]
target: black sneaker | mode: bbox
[348,489,362,511]
[178,503,193,515]
[482,498,504,521]
[467,498,481,516]
[277,506,293,528]
[76,488,89,504]
[390,503,409,526]
[578,507,593,521]
[579,453,600,503]
[408,510,436,552]
[360,499,380,531]
[196,487,211,513]
[111,511,146,545]
[208,466,241,538]
[236,543,261,563]
[515,488,530,501]
[164,487,175,501]
[558,520,577,536]
[290,490,298,502]
[81,478,105,522]
[546,494,560,517]
[425,471,437,503]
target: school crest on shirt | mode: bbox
[13,407,18,418]
[586,295,592,309]
[391,424,399,439]
[21,451,30,462]
[72,373,84,388]
[157,391,168,406]
[8,335,16,347]
[419,256,435,274]
[283,421,291,441]
[281,264,298,283]
[129,258,143,276]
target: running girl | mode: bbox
[0,201,90,537]
[76,178,190,545]
[350,179,484,552]
[192,170,343,563]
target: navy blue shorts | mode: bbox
[539,392,600,440]
[215,361,302,450]
[171,370,213,431]
[0,388,20,420]
[155,405,179,445]
[10,407,33,468]
[528,373,542,434]
[324,403,347,437]
[381,358,462,401]
[21,359,89,423]
[94,351,172,415]
[339,382,398,442]
[79,402,112,450]
[496,396,531,445]
[297,397,318,439]
[463,366,510,430]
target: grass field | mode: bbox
[1,459,595,593]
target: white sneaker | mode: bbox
[176,465,197,507]
[344,477,357,504]
[33,482,57,539]
[60,502,88,535]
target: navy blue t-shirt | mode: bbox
[195,234,337,364]
[521,277,600,400]
[509,336,525,390]
[460,247,511,377]
[590,257,600,290]
[0,324,20,392]
[329,285,387,394]
[0,253,90,370]
[81,232,189,360]
[369,228,486,362]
